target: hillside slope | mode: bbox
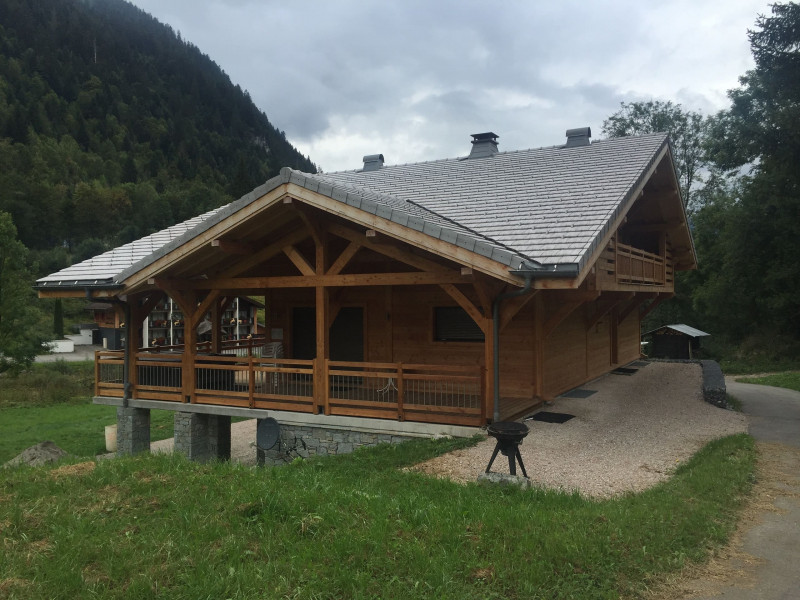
[0,0,316,269]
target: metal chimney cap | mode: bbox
[565,127,592,147]
[362,154,385,171]
[469,132,499,158]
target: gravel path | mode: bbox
[149,362,746,499]
[410,361,748,498]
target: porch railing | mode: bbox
[325,360,483,426]
[94,351,484,426]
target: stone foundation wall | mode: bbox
[257,422,416,466]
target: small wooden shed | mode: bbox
[644,324,710,359]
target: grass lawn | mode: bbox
[0,361,174,463]
[0,433,755,599]
[737,370,800,393]
[0,403,175,464]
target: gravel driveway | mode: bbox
[411,361,748,498]
[151,362,746,499]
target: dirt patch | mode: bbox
[49,461,96,479]
[643,442,800,599]
[3,441,69,468]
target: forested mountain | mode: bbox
[0,0,316,274]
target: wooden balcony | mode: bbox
[595,237,674,291]
[95,349,484,427]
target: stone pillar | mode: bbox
[174,412,231,462]
[208,415,231,461]
[116,407,150,456]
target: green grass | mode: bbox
[0,434,755,599]
[737,370,800,392]
[0,361,174,463]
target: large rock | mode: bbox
[3,441,70,468]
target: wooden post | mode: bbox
[179,292,197,403]
[127,299,143,399]
[397,363,405,421]
[314,229,328,414]
[483,315,495,422]
[533,294,545,400]
[248,356,255,409]
[211,299,222,354]
[323,358,331,415]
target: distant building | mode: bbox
[644,324,710,359]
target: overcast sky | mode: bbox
[127,0,771,172]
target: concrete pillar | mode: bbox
[174,412,231,462]
[116,407,150,456]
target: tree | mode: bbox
[602,100,708,208]
[0,212,48,373]
[701,2,800,340]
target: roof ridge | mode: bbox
[325,131,669,173]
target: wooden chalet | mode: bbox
[36,128,696,436]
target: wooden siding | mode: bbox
[616,308,641,366]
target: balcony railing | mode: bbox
[95,351,484,426]
[615,242,666,285]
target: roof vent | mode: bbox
[565,127,591,147]
[362,154,384,171]
[469,132,499,158]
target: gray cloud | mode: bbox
[129,0,770,171]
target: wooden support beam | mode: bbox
[326,288,346,328]
[326,241,361,276]
[619,292,656,322]
[282,245,315,276]
[211,239,254,254]
[289,199,324,246]
[543,291,600,338]
[439,284,487,334]
[191,289,222,324]
[532,294,545,400]
[221,228,310,279]
[585,292,633,331]
[472,277,494,317]
[499,290,540,333]
[180,291,197,403]
[328,222,452,274]
[153,270,472,291]
[314,229,328,413]
[138,292,165,321]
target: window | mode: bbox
[434,307,484,342]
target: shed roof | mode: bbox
[37,131,689,291]
[644,324,711,338]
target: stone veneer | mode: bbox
[174,413,231,462]
[256,421,416,466]
[116,406,150,456]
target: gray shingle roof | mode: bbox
[36,132,670,289]
[36,207,228,288]
[313,132,669,269]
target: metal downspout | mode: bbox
[491,270,534,423]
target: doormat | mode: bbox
[630,361,649,367]
[612,367,638,375]
[525,411,575,424]
[559,388,596,399]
